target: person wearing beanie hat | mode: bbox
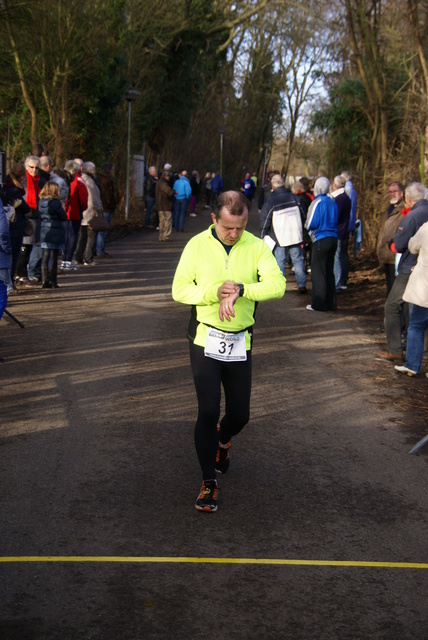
[305,176,338,311]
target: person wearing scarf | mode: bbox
[24,155,43,283]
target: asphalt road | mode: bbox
[1,207,427,640]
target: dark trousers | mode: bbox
[15,245,32,278]
[75,225,96,263]
[384,263,396,296]
[9,220,26,279]
[63,220,81,263]
[189,341,252,480]
[384,273,410,353]
[311,236,338,311]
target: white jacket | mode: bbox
[80,172,103,226]
[403,221,428,308]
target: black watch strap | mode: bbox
[238,283,244,297]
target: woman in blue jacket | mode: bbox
[305,177,338,311]
[39,182,67,288]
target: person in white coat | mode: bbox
[74,162,103,265]
[395,221,428,376]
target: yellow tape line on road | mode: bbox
[0,557,427,569]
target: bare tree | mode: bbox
[407,0,428,180]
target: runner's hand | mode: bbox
[219,297,235,322]
[217,281,239,300]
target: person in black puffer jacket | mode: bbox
[2,163,33,284]
[38,181,67,288]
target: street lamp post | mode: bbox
[124,86,141,220]
[262,143,270,187]
[218,127,225,176]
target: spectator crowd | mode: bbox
[1,146,427,377]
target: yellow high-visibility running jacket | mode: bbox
[172,225,286,349]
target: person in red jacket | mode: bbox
[62,160,88,270]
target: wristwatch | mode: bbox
[238,283,244,297]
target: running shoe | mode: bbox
[195,480,218,512]
[18,277,39,286]
[394,365,417,377]
[216,442,231,474]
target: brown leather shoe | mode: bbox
[376,349,403,361]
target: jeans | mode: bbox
[334,238,347,289]
[211,190,221,210]
[175,198,189,232]
[274,244,306,288]
[0,281,7,321]
[189,341,252,480]
[384,273,410,353]
[28,243,43,280]
[172,198,178,229]
[96,213,112,255]
[404,304,428,373]
[341,233,350,285]
[63,220,81,262]
[145,197,155,226]
[287,244,306,288]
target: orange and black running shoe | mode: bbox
[195,480,218,512]
[216,442,231,474]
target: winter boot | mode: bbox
[50,263,59,288]
[42,266,52,289]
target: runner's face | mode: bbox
[211,208,248,245]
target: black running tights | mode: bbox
[189,341,252,480]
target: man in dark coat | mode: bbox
[330,175,352,291]
[377,182,428,360]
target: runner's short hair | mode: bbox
[214,190,249,220]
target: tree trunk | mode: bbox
[345,0,388,171]
[3,0,38,146]
[407,0,428,183]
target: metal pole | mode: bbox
[4,309,25,328]
[262,144,269,186]
[409,434,428,454]
[220,131,224,176]
[125,100,132,220]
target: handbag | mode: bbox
[88,212,109,232]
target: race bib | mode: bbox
[204,328,247,362]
